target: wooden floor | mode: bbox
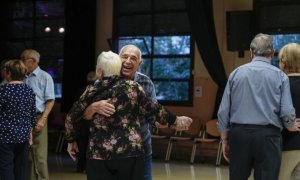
[48,153,232,180]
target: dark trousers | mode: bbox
[76,119,90,172]
[0,142,29,180]
[229,125,282,180]
[86,156,144,180]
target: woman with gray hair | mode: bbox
[65,51,192,180]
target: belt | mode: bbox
[231,123,279,129]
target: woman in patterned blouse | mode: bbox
[0,59,36,180]
[65,51,192,180]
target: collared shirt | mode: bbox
[24,66,55,113]
[65,76,176,160]
[217,56,295,132]
[134,72,157,101]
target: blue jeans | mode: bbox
[144,154,152,180]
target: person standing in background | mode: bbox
[1,59,9,84]
[20,49,55,180]
[278,43,300,180]
[0,60,36,180]
[83,44,157,180]
[217,33,300,180]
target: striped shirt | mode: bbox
[134,72,157,155]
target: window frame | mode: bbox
[113,0,194,106]
[1,0,65,99]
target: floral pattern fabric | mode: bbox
[65,75,176,160]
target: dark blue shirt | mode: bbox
[0,83,36,143]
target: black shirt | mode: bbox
[282,76,300,151]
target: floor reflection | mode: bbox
[49,153,230,180]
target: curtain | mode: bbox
[62,0,96,112]
[185,0,228,117]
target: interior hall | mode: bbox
[0,0,300,179]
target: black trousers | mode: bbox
[76,119,90,171]
[0,142,29,180]
[86,156,144,180]
[229,125,282,180]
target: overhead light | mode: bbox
[58,27,65,33]
[44,26,51,32]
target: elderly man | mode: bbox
[20,49,55,180]
[217,33,300,180]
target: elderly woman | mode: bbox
[0,60,36,180]
[278,43,300,180]
[65,51,192,180]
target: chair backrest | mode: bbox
[205,119,220,137]
[153,124,176,136]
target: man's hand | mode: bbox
[174,116,193,131]
[222,140,230,163]
[29,129,33,146]
[287,119,300,132]
[34,116,47,132]
[67,142,79,161]
[83,99,115,120]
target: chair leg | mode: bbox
[217,147,223,165]
[216,141,222,165]
[168,142,173,161]
[55,132,62,153]
[165,139,174,161]
[165,140,171,161]
[58,135,65,153]
[190,143,197,163]
[56,131,64,153]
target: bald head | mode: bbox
[119,44,142,79]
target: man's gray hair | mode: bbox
[250,33,274,57]
[96,51,122,77]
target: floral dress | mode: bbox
[65,75,176,160]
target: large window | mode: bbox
[1,0,64,98]
[271,34,300,67]
[114,0,193,106]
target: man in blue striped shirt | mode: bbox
[217,33,300,180]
